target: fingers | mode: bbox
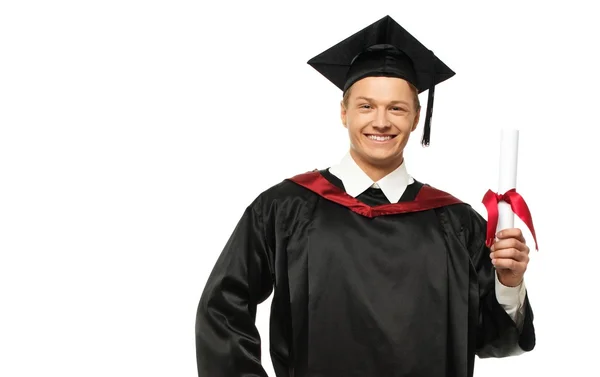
[491,237,529,254]
[490,230,530,273]
[491,228,529,254]
[490,247,529,262]
[496,228,525,243]
[490,228,530,273]
[492,257,528,273]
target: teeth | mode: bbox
[367,135,392,141]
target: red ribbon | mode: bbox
[482,189,539,250]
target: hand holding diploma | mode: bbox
[482,129,539,287]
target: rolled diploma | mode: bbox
[497,128,519,233]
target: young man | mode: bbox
[195,15,535,377]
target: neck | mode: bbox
[349,149,403,182]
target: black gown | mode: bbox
[195,169,535,377]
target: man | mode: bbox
[195,15,535,377]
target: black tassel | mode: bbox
[422,51,437,147]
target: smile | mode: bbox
[365,134,397,142]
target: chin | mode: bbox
[365,152,402,166]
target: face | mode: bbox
[341,76,420,171]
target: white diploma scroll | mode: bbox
[497,128,519,233]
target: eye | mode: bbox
[391,106,408,112]
[359,104,371,109]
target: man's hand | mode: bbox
[490,228,530,287]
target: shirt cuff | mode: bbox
[495,271,526,308]
[494,272,527,310]
[495,271,527,330]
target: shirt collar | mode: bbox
[328,152,414,203]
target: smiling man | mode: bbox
[338,76,420,185]
[195,15,535,377]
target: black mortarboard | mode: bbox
[307,15,455,146]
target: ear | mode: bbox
[340,100,348,128]
[411,107,421,132]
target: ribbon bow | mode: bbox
[482,188,539,250]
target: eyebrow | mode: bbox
[355,96,411,106]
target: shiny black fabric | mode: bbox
[343,44,418,93]
[195,171,535,377]
[307,15,455,93]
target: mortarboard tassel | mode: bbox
[421,52,437,147]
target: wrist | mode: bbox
[497,271,523,288]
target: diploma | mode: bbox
[482,128,539,250]
[497,128,519,233]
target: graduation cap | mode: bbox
[307,15,455,146]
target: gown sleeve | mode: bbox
[195,196,275,376]
[467,209,536,358]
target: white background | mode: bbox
[1,0,598,376]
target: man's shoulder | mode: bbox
[248,169,323,212]
[414,182,489,249]
[265,169,321,196]
[416,180,484,222]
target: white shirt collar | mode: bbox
[329,152,414,203]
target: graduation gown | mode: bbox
[195,169,535,377]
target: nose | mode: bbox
[372,109,391,130]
